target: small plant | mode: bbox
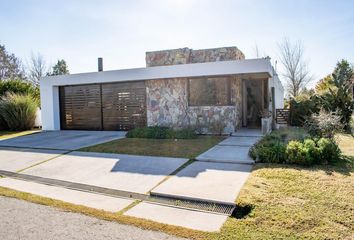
[0,92,37,130]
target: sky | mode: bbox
[1,0,354,88]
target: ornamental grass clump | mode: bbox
[0,92,37,130]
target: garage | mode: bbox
[59,81,146,131]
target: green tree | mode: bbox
[322,59,353,131]
[315,74,335,94]
[0,44,26,81]
[48,59,69,76]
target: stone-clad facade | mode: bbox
[145,46,246,134]
[146,76,242,134]
[146,47,245,67]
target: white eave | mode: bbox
[41,58,273,87]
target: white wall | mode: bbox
[268,72,284,112]
[40,59,274,130]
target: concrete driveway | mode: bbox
[0,131,126,150]
[21,151,189,194]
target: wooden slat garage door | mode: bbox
[59,84,102,130]
[59,81,146,131]
[102,81,146,130]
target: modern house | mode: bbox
[40,47,284,133]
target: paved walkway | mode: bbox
[0,196,184,240]
[196,129,262,164]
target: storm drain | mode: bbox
[146,194,235,215]
[0,170,235,215]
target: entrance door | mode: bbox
[243,79,263,128]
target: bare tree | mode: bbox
[27,52,48,86]
[278,38,312,98]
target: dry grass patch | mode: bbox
[0,130,39,140]
[80,136,224,159]
[336,133,354,156]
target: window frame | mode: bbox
[187,76,233,107]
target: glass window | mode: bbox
[188,77,231,106]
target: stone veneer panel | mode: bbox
[146,76,242,134]
[146,47,244,67]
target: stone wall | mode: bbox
[146,47,244,67]
[146,76,243,134]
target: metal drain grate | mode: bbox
[0,170,235,215]
[146,194,235,215]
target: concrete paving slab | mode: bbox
[151,161,252,204]
[22,151,189,194]
[0,178,133,212]
[0,130,126,150]
[232,128,263,137]
[125,202,228,232]
[196,145,254,164]
[218,136,261,146]
[0,147,66,172]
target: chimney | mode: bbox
[98,58,103,72]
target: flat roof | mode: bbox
[41,58,273,87]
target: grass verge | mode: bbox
[0,130,39,140]
[0,187,208,239]
[80,136,224,159]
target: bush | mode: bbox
[249,134,287,163]
[305,109,343,138]
[174,128,197,139]
[317,138,341,164]
[286,140,313,166]
[126,126,197,139]
[0,92,37,130]
[0,79,39,104]
[289,95,320,126]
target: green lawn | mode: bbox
[80,136,225,159]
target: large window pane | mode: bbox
[188,77,231,106]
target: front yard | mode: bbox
[0,128,353,239]
[80,136,224,159]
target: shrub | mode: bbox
[305,109,343,138]
[126,126,196,139]
[0,79,39,104]
[303,138,320,164]
[0,92,37,130]
[286,140,313,166]
[174,128,197,139]
[317,138,341,164]
[249,128,342,166]
[249,134,286,163]
[289,95,320,126]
